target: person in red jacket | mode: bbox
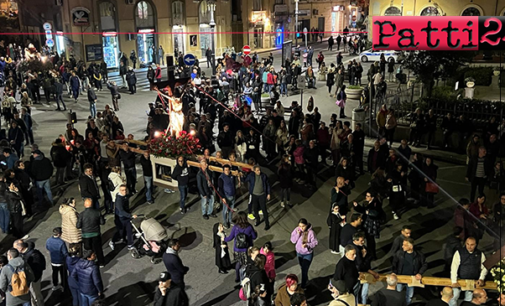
[155,64,162,83]
[267,67,276,93]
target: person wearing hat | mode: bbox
[153,271,189,306]
[328,278,357,306]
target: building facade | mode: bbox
[369,0,505,38]
[59,0,237,67]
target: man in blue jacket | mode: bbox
[45,227,68,291]
[244,166,271,230]
[162,239,189,290]
[71,249,103,306]
[218,165,238,229]
[109,185,137,250]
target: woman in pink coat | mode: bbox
[260,241,276,294]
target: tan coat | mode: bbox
[274,284,304,306]
[59,204,82,243]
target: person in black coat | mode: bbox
[331,177,350,215]
[422,156,439,208]
[353,191,384,259]
[278,157,293,208]
[213,223,231,274]
[50,138,71,185]
[153,271,189,306]
[245,254,272,305]
[466,147,493,202]
[79,163,101,210]
[8,121,24,157]
[126,68,137,94]
[387,162,407,219]
[327,203,344,254]
[163,239,190,289]
[408,153,424,201]
[5,180,27,238]
[336,157,355,190]
[368,140,385,174]
[334,245,359,295]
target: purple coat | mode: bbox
[290,225,318,255]
[224,224,257,252]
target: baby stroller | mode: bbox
[130,217,169,264]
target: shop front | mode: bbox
[99,1,119,68]
[250,11,268,49]
[331,5,345,34]
[135,0,157,65]
[172,0,185,55]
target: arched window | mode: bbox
[461,7,481,16]
[99,2,116,31]
[136,0,155,28]
[172,0,184,25]
[199,0,210,24]
[420,6,440,16]
[384,6,401,16]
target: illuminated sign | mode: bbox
[252,11,267,23]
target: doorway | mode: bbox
[318,17,325,33]
[137,31,155,65]
[254,27,264,48]
[173,27,185,55]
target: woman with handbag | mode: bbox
[422,157,439,208]
[336,85,347,118]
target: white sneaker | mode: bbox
[331,250,339,255]
[393,213,399,220]
[21,234,30,240]
[109,240,115,251]
[281,202,285,208]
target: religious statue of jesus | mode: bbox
[157,85,185,137]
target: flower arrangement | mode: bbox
[149,130,201,159]
[490,258,505,292]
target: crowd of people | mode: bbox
[0,36,505,306]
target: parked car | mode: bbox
[360,49,401,63]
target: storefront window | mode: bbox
[199,26,211,58]
[103,35,118,68]
[461,7,480,16]
[99,2,116,31]
[384,6,401,16]
[172,1,184,25]
[136,1,155,29]
[420,6,440,16]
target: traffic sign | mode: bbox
[43,22,52,31]
[46,39,54,48]
[183,53,196,66]
[352,16,357,21]
[243,45,251,55]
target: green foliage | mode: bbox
[401,51,477,96]
[463,67,493,86]
[347,85,363,90]
[431,86,458,100]
[261,93,270,97]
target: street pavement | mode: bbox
[0,46,495,306]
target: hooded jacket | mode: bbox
[71,258,103,296]
[290,224,318,255]
[0,257,35,306]
[172,161,190,186]
[31,155,54,181]
[66,256,81,289]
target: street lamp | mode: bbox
[208,0,217,75]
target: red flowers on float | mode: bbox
[148,130,201,158]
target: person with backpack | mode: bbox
[223,211,258,283]
[244,254,271,305]
[70,250,103,306]
[45,227,68,292]
[0,248,35,306]
[13,240,46,306]
[290,218,318,289]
